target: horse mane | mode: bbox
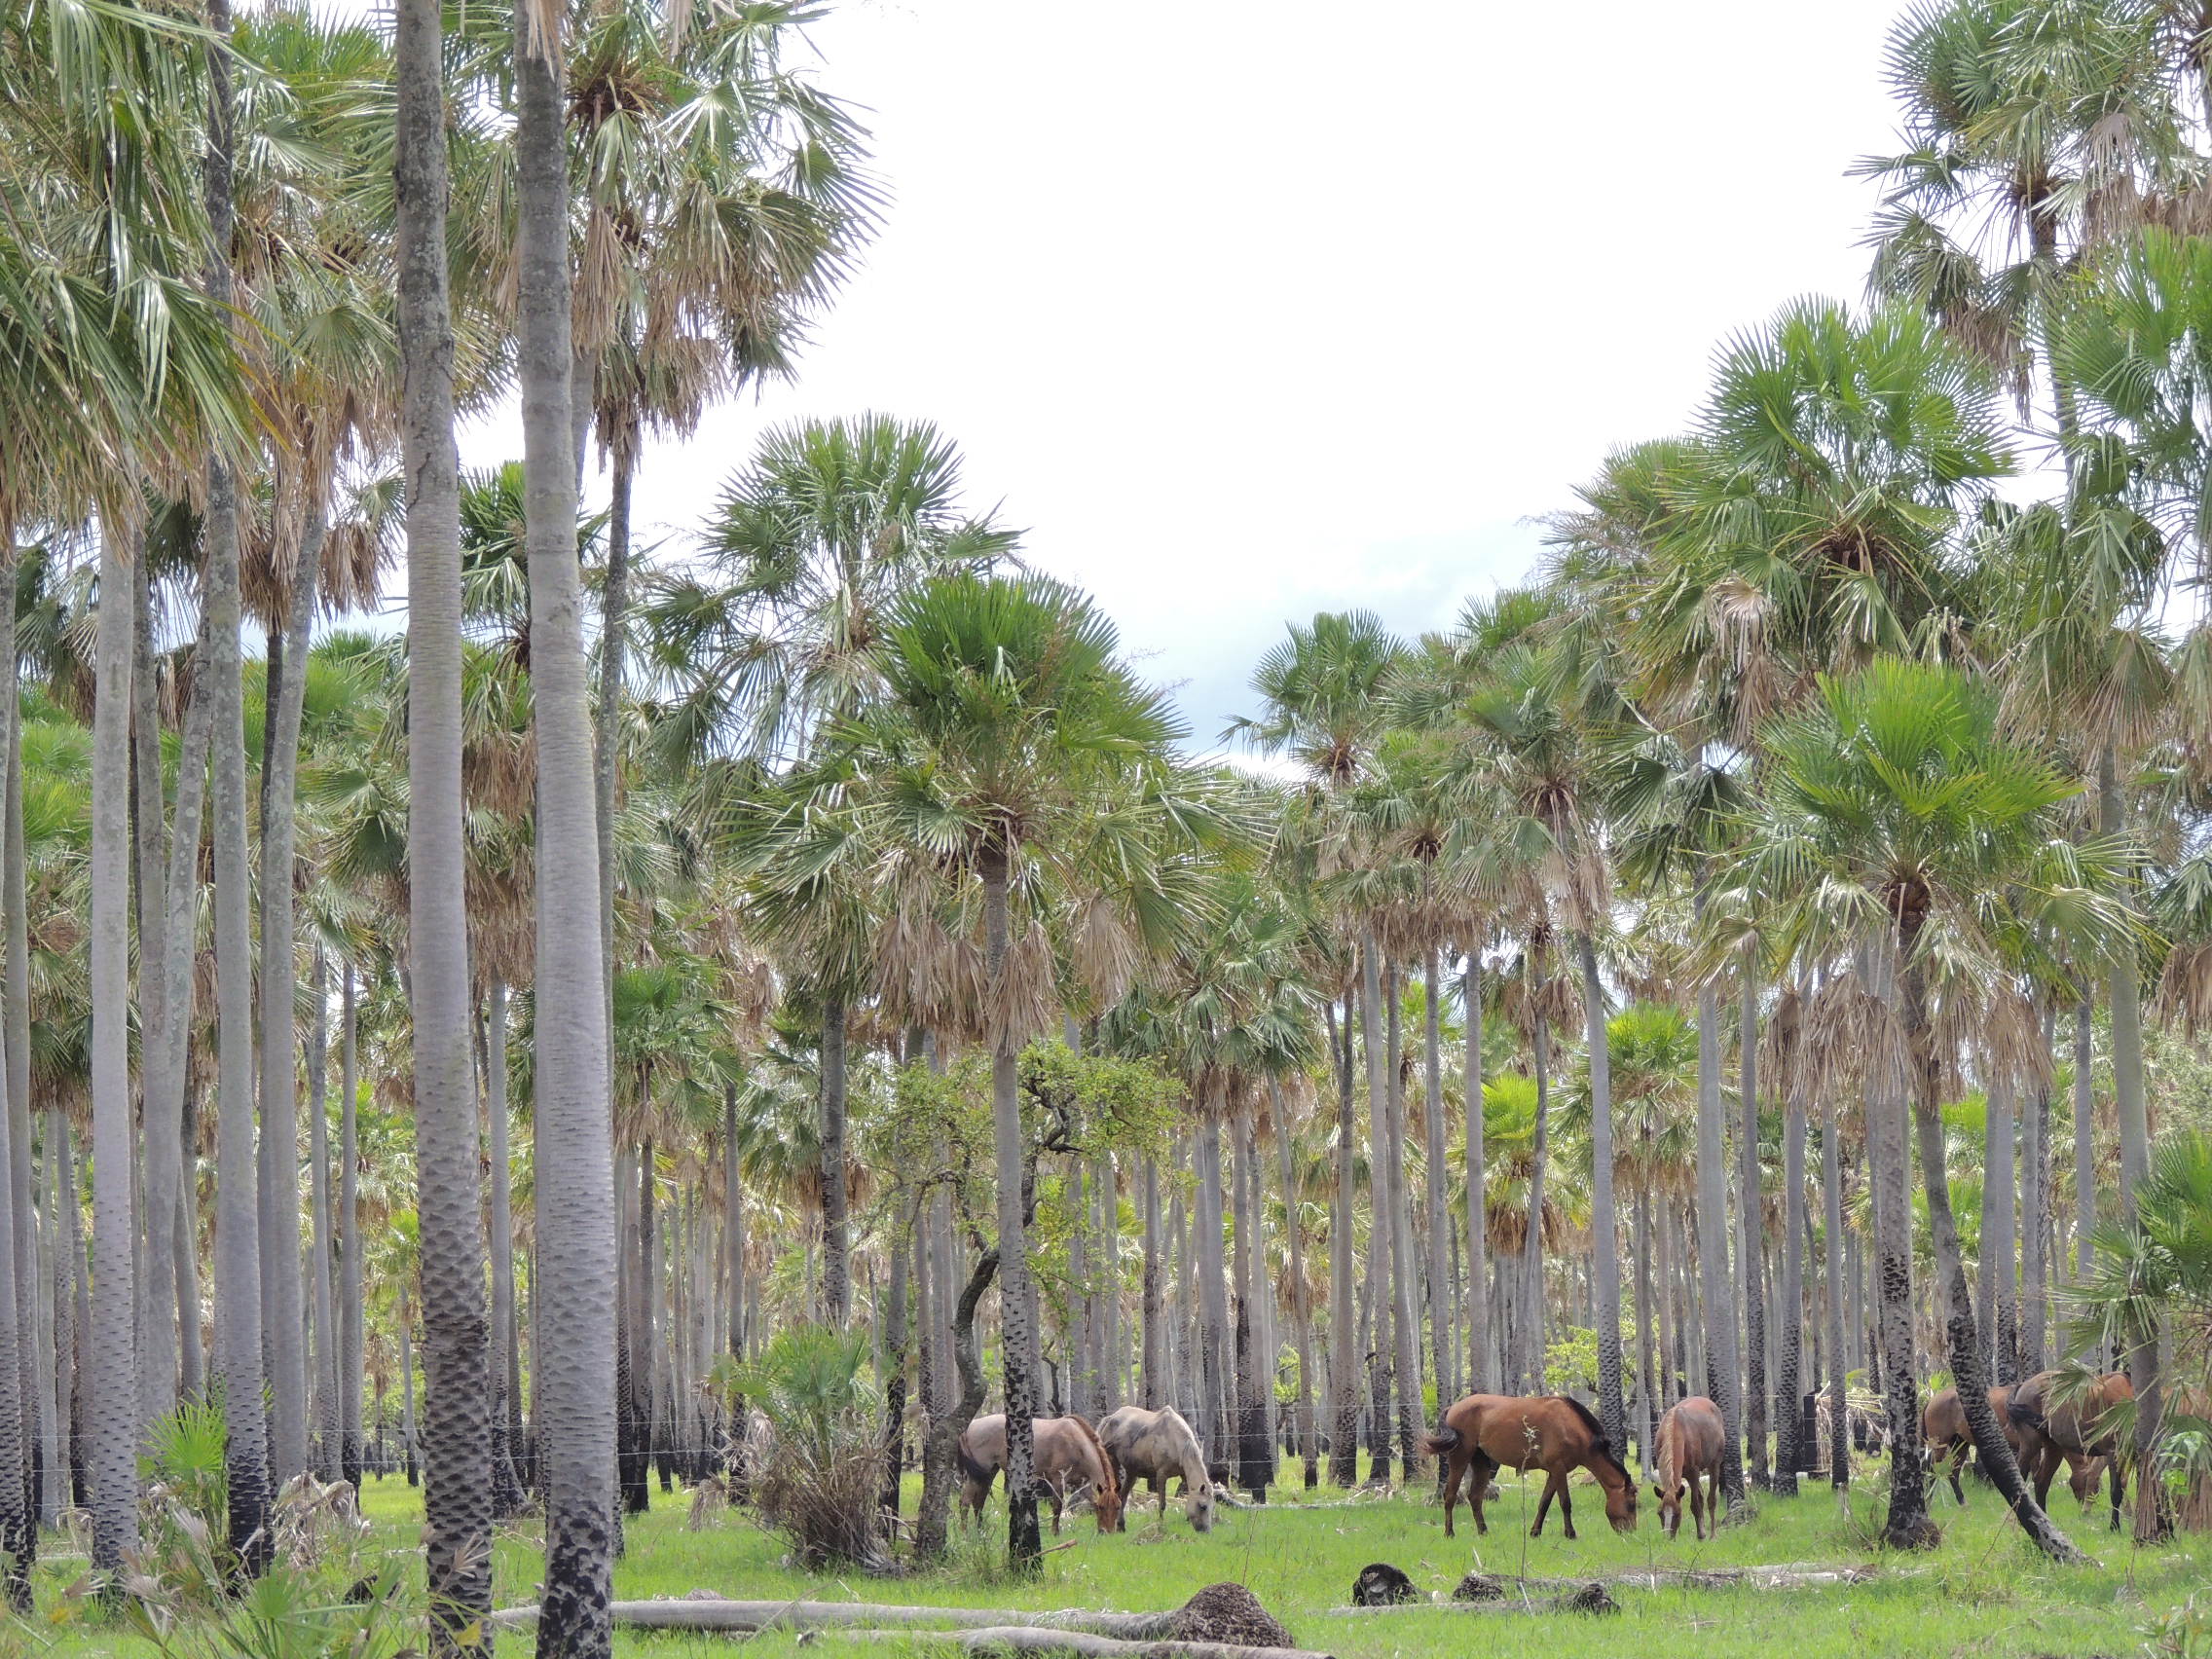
[1557,1395,1626,1478]
[1066,1415,1118,1504]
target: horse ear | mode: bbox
[1651,1483,1663,1499]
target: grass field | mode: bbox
[20,1459,2212,1659]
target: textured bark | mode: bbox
[1693,982,1746,1513]
[513,2,620,1650]
[1326,1001,1359,1485]
[2073,1002,2095,1281]
[0,615,24,1603]
[307,952,339,1481]
[820,995,851,1324]
[130,549,168,1439]
[1739,970,1768,1492]
[258,506,325,1489]
[202,0,272,1575]
[89,525,139,1574]
[915,1248,994,1562]
[1462,957,1488,1393]
[1356,949,1396,1464]
[1381,971,1421,1478]
[1,546,37,1537]
[1577,935,1624,1456]
[1775,1071,1806,1497]
[1984,1076,2017,1384]
[878,1220,909,1530]
[981,845,1041,1570]
[2022,1016,2050,1377]
[1194,1117,1231,1465]
[400,0,494,1631]
[1421,950,1453,1411]
[1271,1081,1318,1486]
[1863,950,1929,1548]
[486,983,526,1514]
[339,966,363,1489]
[1230,1112,1271,1497]
[1518,1010,1552,1394]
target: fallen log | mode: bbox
[489,1600,1186,1638]
[1332,1583,1617,1617]
[841,1627,1334,1659]
[1324,1562,1876,1614]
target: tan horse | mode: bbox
[2009,1370,2132,1524]
[1422,1393,1639,1539]
[1652,1396,1724,1540]
[1923,1383,2102,1508]
[956,1414,1123,1534]
[1095,1404,1215,1531]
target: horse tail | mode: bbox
[2007,1393,2046,1434]
[1421,1424,1461,1456]
[1065,1415,1118,1504]
[956,1431,994,1489]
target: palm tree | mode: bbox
[512,2,619,1649]
[1746,657,2129,1561]
[398,0,491,1639]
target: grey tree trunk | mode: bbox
[1775,1068,1806,1498]
[1463,955,1487,1394]
[1382,972,1421,1476]
[202,0,272,1575]
[89,523,139,1574]
[820,995,851,1324]
[1694,981,1746,1513]
[1141,1157,1162,1407]
[129,548,167,1439]
[1194,1116,1231,1462]
[980,844,1040,1572]
[401,0,494,1633]
[1,547,37,1535]
[1865,948,1930,1549]
[1740,971,1768,1492]
[1577,933,1624,1455]
[1230,1111,1270,1497]
[1985,1075,2017,1384]
[2073,1002,2095,1281]
[308,951,339,1481]
[2022,1014,2050,1376]
[1357,944,1397,1468]
[1517,1009,1552,1394]
[486,983,525,1511]
[339,965,363,1488]
[1327,1000,1359,1485]
[257,506,326,1490]
[1421,950,1453,1413]
[512,1,621,1650]
[1271,1081,1318,1487]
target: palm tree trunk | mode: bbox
[1194,1115,1232,1462]
[307,951,338,1481]
[878,1216,910,1532]
[1422,949,1454,1413]
[1381,975,1422,1480]
[1694,979,1747,1514]
[130,548,167,1439]
[1231,1109,1270,1498]
[2,546,37,1534]
[979,841,1040,1572]
[1272,1080,1318,1487]
[1357,939,1396,1466]
[1463,954,1487,1394]
[2073,1002,2095,1280]
[258,505,326,1490]
[400,0,494,1633]
[1519,1002,1553,1394]
[88,522,139,1575]
[1740,970,1768,1492]
[1577,933,1625,1455]
[820,995,851,1325]
[486,983,525,1509]
[1328,998,1360,1485]
[1635,1183,1657,1473]
[512,0,621,1646]
[201,0,272,1575]
[339,965,363,1489]
[1141,1156,1163,1407]
[1985,1074,2017,1384]
[2023,1009,2051,1376]
[1776,1065,1807,1498]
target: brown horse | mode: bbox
[1422,1394,1639,1539]
[2009,1370,2132,1525]
[956,1414,1123,1534]
[1924,1384,2101,1508]
[1652,1396,1724,1540]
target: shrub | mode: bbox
[727,1322,890,1571]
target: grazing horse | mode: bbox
[956,1414,1123,1534]
[1421,1393,1639,1540]
[1924,1384,2102,1508]
[1652,1396,1724,1540]
[1095,1404,1216,1532]
[2009,1370,2132,1525]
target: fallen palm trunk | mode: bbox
[1331,1583,1618,1617]
[489,1600,1189,1638]
[842,1627,1333,1659]
[1325,1561,1876,1614]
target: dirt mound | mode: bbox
[1452,1572,1503,1602]
[1174,1583,1294,1647]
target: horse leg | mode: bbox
[1440,1451,1464,1538]
[1947,1441,1967,1506]
[1468,1456,1495,1535]
[2029,1443,2058,1510]
[1690,1470,1707,1541]
[1531,1469,1560,1537]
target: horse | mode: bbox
[955,1414,1123,1534]
[1421,1393,1639,1540]
[1652,1396,1724,1540]
[2009,1370,2132,1525]
[1095,1404,1216,1532]
[1924,1384,2102,1508]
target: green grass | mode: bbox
[21,1460,2212,1659]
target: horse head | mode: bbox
[1651,1476,1683,1538]
[1602,1466,1638,1534]
[1185,1477,1216,1532]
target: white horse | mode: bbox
[1095,1405,1215,1531]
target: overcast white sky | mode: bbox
[461,0,1919,747]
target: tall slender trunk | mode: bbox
[1357,940,1395,1468]
[130,550,167,1440]
[1899,936,2082,1562]
[1985,1074,2018,1384]
[1271,1081,1318,1487]
[2022,1008,2050,1376]
[339,966,363,1489]
[1694,978,1746,1513]
[1194,1116,1231,1461]
[2073,1002,2095,1281]
[979,842,1040,1571]
[513,0,620,1646]
[88,523,139,1574]
[1776,1062,1806,1498]
[307,951,339,1481]
[1421,949,1453,1412]
[1231,1110,1270,1497]
[2,545,36,1537]
[1740,970,1768,1492]
[486,983,524,1511]
[1327,999,1359,1484]
[819,995,851,1324]
[1577,933,1624,1454]
[1141,1157,1163,1406]
[1463,954,1487,1393]
[1634,1183,1657,1474]
[1864,943,1930,1547]
[1381,974,1422,1479]
[878,1215,909,1531]
[1519,1004,1553,1393]
[0,558,24,1603]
